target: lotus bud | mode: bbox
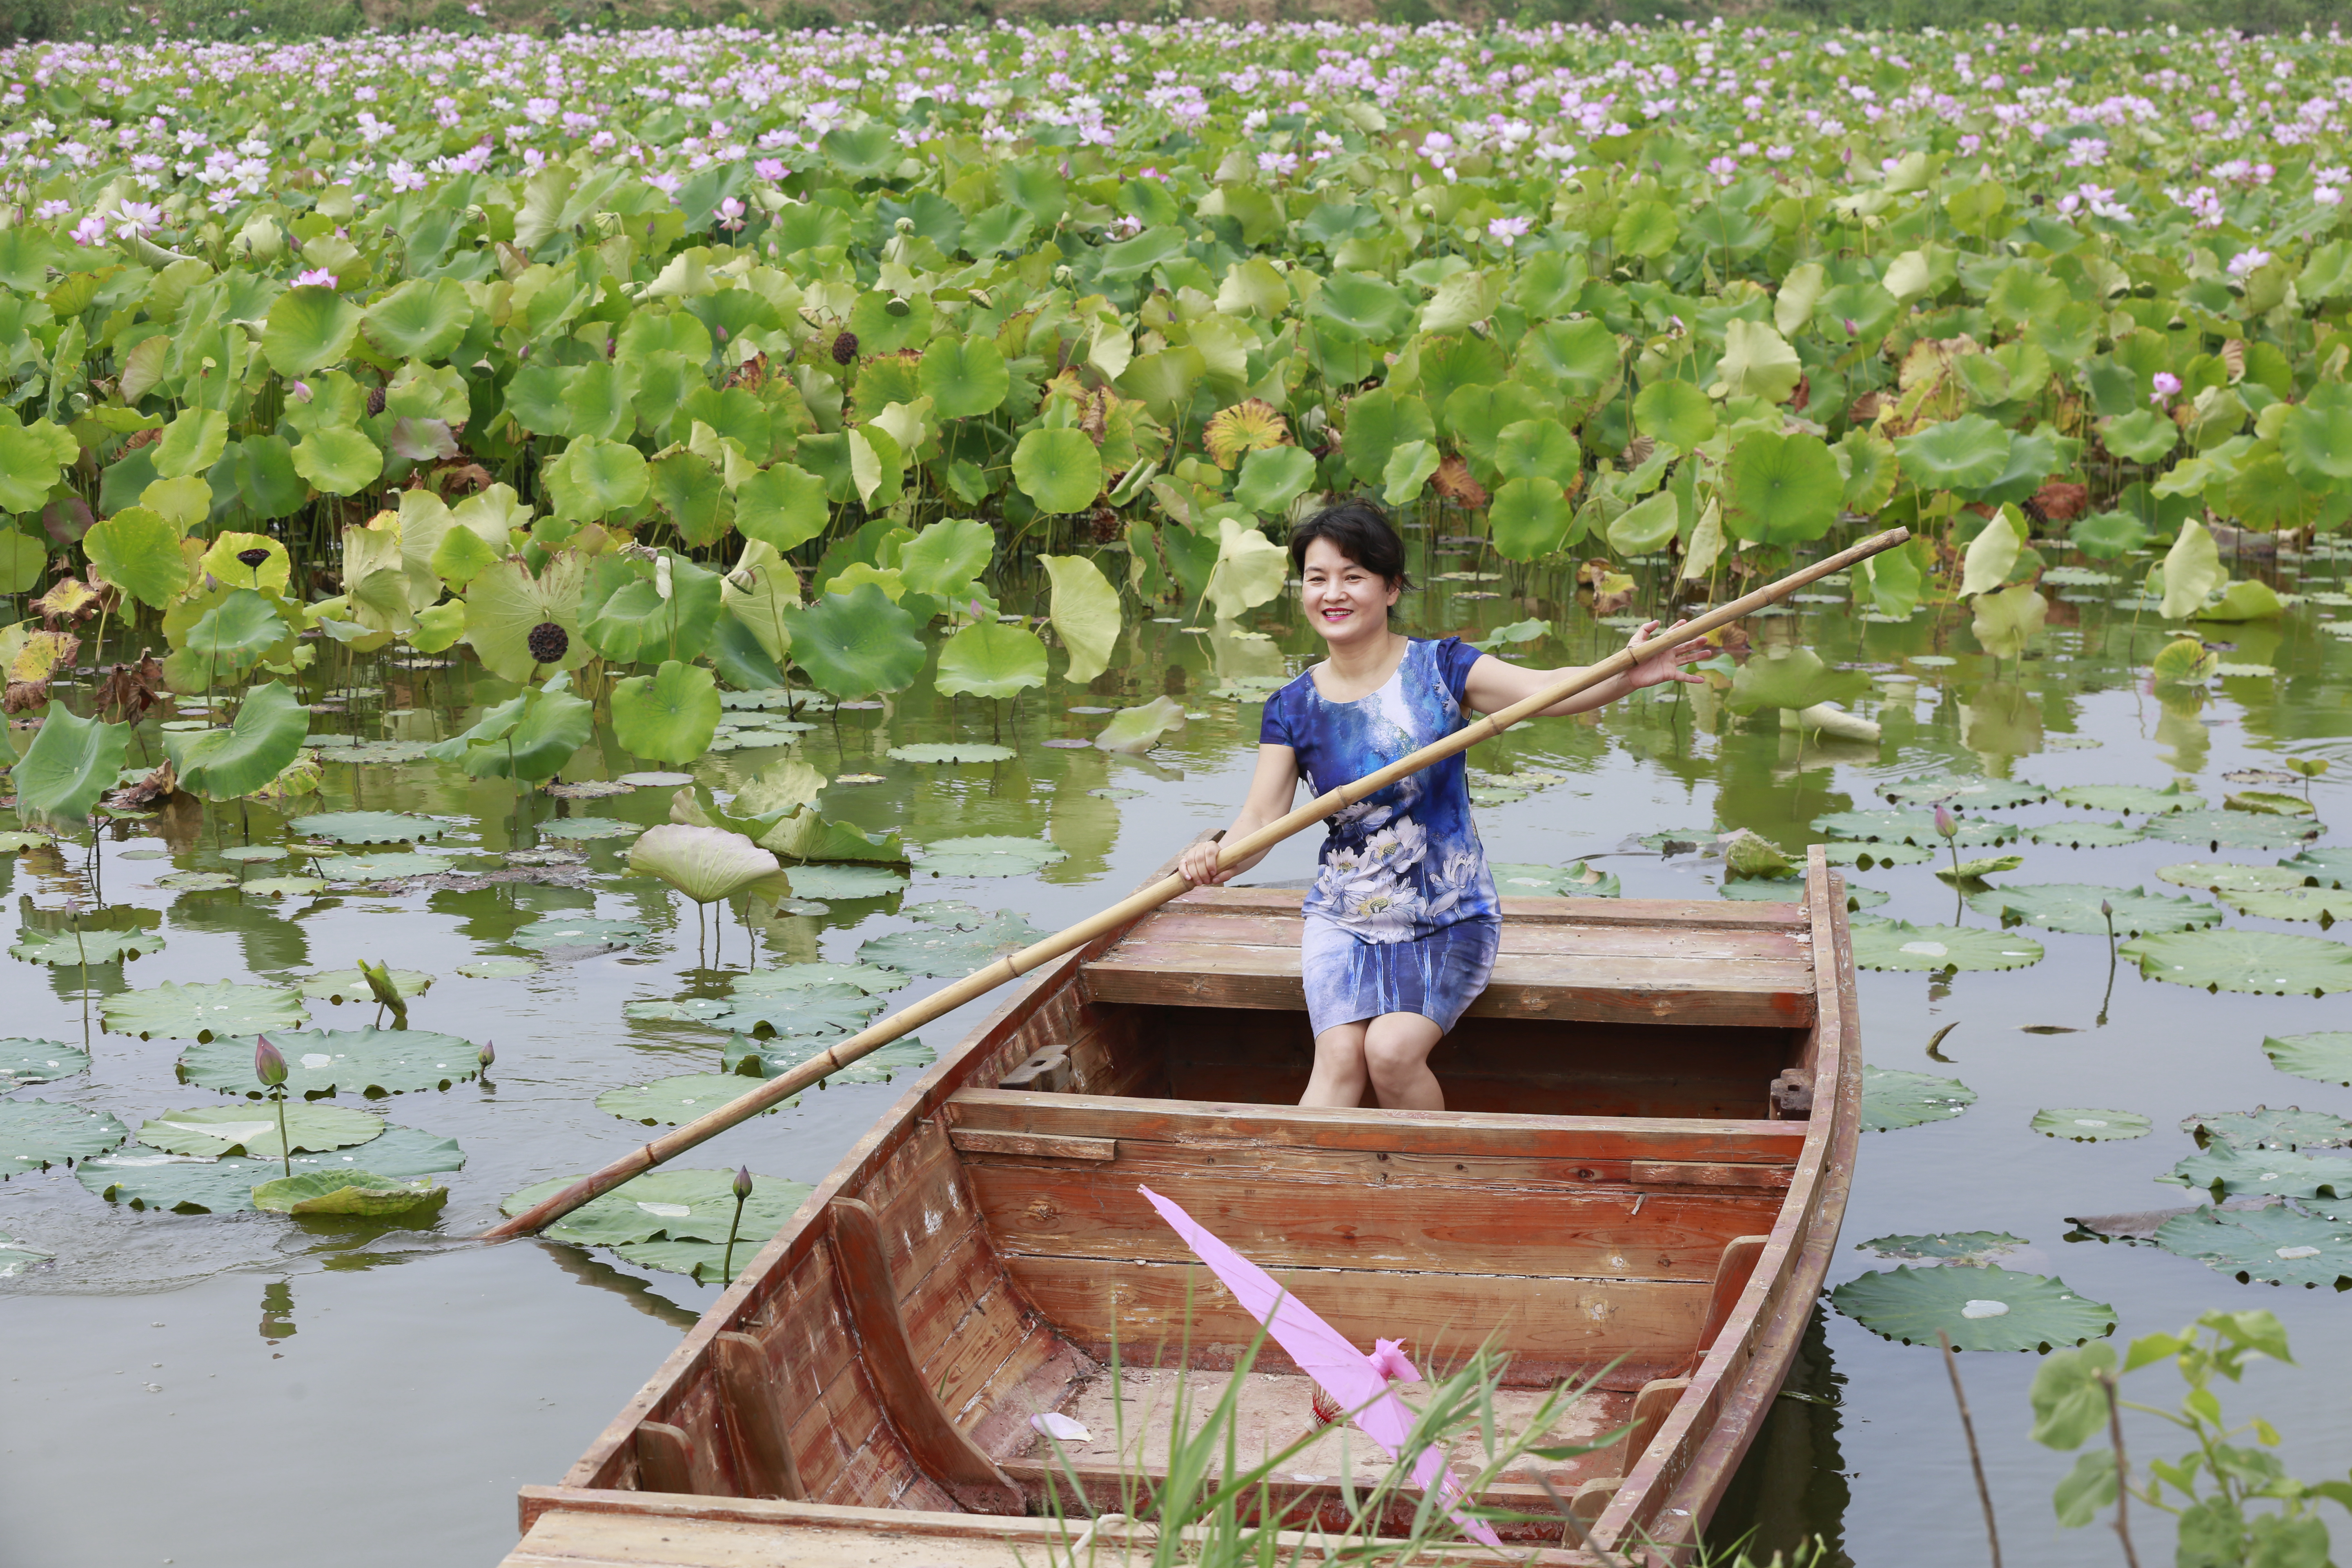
[2100,900,2114,917]
[733,1165,753,1201]
[288,379,313,403]
[1933,803,1958,840]
[255,1034,288,1088]
[1842,317,1859,337]
[893,215,914,235]
[478,1040,495,1069]
[525,621,569,666]
[237,547,270,568]
[714,323,728,343]
[830,330,858,365]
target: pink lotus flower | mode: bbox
[753,158,787,181]
[288,380,314,403]
[715,196,745,232]
[69,214,106,246]
[1486,214,1532,245]
[295,267,337,288]
[2151,371,2182,406]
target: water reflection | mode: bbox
[1709,1308,1851,1566]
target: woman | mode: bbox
[1176,498,1709,1112]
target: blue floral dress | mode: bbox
[1259,637,1501,1038]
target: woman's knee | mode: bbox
[1361,1017,1438,1081]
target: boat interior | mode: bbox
[514,862,1856,1566]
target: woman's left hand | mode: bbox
[1622,619,1712,690]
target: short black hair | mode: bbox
[1288,498,1414,593]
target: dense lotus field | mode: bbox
[3,15,2352,1564]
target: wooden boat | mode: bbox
[504,844,1860,1567]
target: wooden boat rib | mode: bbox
[505,844,1860,1567]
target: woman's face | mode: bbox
[1298,536,1399,650]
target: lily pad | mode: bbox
[2218,886,2352,924]
[1638,828,1719,854]
[2280,848,2352,888]
[308,851,453,881]
[1831,1265,2116,1352]
[537,817,639,840]
[2029,1109,2153,1142]
[1856,1232,2027,1265]
[1809,810,2016,847]
[597,1073,780,1126]
[715,982,888,1038]
[1817,840,1936,868]
[1962,883,2221,938]
[858,907,1047,978]
[2152,1203,2352,1290]
[1861,1066,1977,1131]
[1881,776,2050,808]
[101,981,305,1042]
[2118,929,2352,995]
[2054,784,2202,815]
[177,1027,482,1098]
[1717,875,1805,902]
[623,996,735,1025]
[78,1125,465,1214]
[2227,790,2317,818]
[2146,811,2323,851]
[784,865,909,900]
[885,742,1017,764]
[157,871,238,892]
[242,876,329,899]
[510,916,648,952]
[724,1031,936,1085]
[296,968,434,1004]
[136,1102,384,1160]
[289,811,449,843]
[1,1040,90,1089]
[455,958,539,980]
[1934,855,2024,886]
[2183,1107,2352,1152]
[218,846,287,863]
[617,771,695,788]
[2262,1032,2352,1087]
[2157,863,2306,895]
[249,1170,449,1217]
[912,835,1068,877]
[2023,820,2146,849]
[1851,922,2044,973]
[1,1100,130,1174]
[730,962,905,996]
[1491,862,1622,898]
[500,1166,811,1252]
[9,926,165,964]
[2160,1146,2352,1202]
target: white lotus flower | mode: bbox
[626,824,780,905]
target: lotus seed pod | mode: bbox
[525,621,569,666]
[237,547,270,568]
[830,330,858,364]
[366,384,387,416]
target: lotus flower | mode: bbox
[1933,803,1958,840]
[627,824,780,905]
[732,1165,753,1201]
[254,1034,287,1088]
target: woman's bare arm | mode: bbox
[1176,744,1302,887]
[1460,618,1710,718]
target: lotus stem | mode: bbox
[1938,1330,2001,1568]
[2103,1369,2143,1568]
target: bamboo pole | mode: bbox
[482,525,1911,1241]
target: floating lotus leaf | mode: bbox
[157,871,238,892]
[2218,885,2352,924]
[1856,1232,2026,1265]
[886,742,1017,764]
[627,824,779,905]
[1715,876,1806,903]
[597,1074,780,1126]
[1880,776,2049,808]
[310,851,453,881]
[177,1027,481,1098]
[1,1100,130,1174]
[2159,1147,2352,1202]
[2152,1204,2352,1290]
[2280,848,2352,889]
[1851,922,2043,973]
[2118,929,2352,995]
[1,1040,89,1088]
[2022,820,2145,849]
[242,876,328,899]
[79,1125,464,1214]
[2054,784,2201,815]
[1832,1265,2116,1352]
[2225,790,2316,818]
[2145,811,2322,851]
[2180,1107,2350,1154]
[1860,1066,1977,1131]
[715,982,888,1039]
[456,958,539,980]
[731,962,905,997]
[1933,855,2022,886]
[295,969,435,1005]
[250,1170,449,1217]
[757,808,906,864]
[501,1166,812,1251]
[1095,695,1189,754]
[1808,810,2015,847]
[100,981,305,1042]
[9,926,165,965]
[136,1102,384,1160]
[1962,883,2220,937]
[1490,862,1622,898]
[1817,840,1936,868]
[537,818,637,840]
[724,1030,936,1085]
[2029,1109,2153,1142]
[290,811,450,843]
[858,908,1047,977]
[510,916,649,952]
[623,996,735,1024]
[784,865,909,900]
[2263,1032,2352,1087]
[2157,863,2305,895]
[913,835,1069,878]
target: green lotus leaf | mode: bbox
[12,707,132,826]
[136,1101,383,1160]
[178,1026,477,1098]
[628,823,778,904]
[290,811,450,843]
[2055,784,2201,815]
[2153,1203,2352,1290]
[2226,789,2315,817]
[1832,1265,2115,1352]
[1860,1065,1977,1131]
[918,334,1009,419]
[1932,856,2020,886]
[2069,510,2149,560]
[2218,885,2352,923]
[1,1100,129,1174]
[1313,270,1414,338]
[612,659,722,764]
[782,866,909,900]
[1633,379,1715,449]
[1962,883,2221,937]
[624,996,735,1025]
[914,834,1069,878]
[1851,921,2043,972]
[201,532,293,593]
[153,406,229,479]
[250,1170,449,1217]
[756,807,906,864]
[2265,1031,2352,1087]
[501,1166,811,1250]
[510,915,649,952]
[2,1039,90,1089]
[2145,810,2321,851]
[724,1030,934,1087]
[1604,488,1679,557]
[2100,407,2179,464]
[1490,861,1621,897]
[157,871,238,892]
[1818,840,1937,867]
[713,982,889,1038]
[597,1073,780,1127]
[731,962,905,998]
[2281,848,2352,888]
[1038,553,1120,685]
[2160,521,2227,620]
[935,620,1048,701]
[580,551,722,666]
[857,907,1046,976]
[2022,820,2145,849]
[2029,1109,2152,1142]
[2157,863,2304,895]
[886,741,1017,764]
[2183,1107,2352,1152]
[1880,776,2049,808]
[10,926,164,965]
[1855,1232,2026,1265]
[1895,414,2011,492]
[1012,426,1103,513]
[1230,445,1316,517]
[83,507,189,609]
[361,276,471,361]
[79,1125,463,1214]
[1381,438,1441,506]
[780,582,923,700]
[293,969,435,1005]
[461,551,590,683]
[545,435,650,522]
[1493,418,1580,490]
[735,462,829,553]
[2159,1146,2352,1203]
[2119,928,2352,995]
[310,851,452,881]
[428,679,594,783]
[172,586,291,675]
[102,980,305,1042]
[1727,647,1869,715]
[1708,318,1801,402]
[1340,390,1434,486]
[261,284,361,376]
[1722,430,1840,545]
[164,682,310,802]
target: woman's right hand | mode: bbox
[1177,835,1230,887]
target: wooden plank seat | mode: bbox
[1081,890,1817,1030]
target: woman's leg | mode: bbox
[1303,1021,1370,1107]
[1362,1011,1446,1111]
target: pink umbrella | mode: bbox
[1138,1184,1503,1549]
